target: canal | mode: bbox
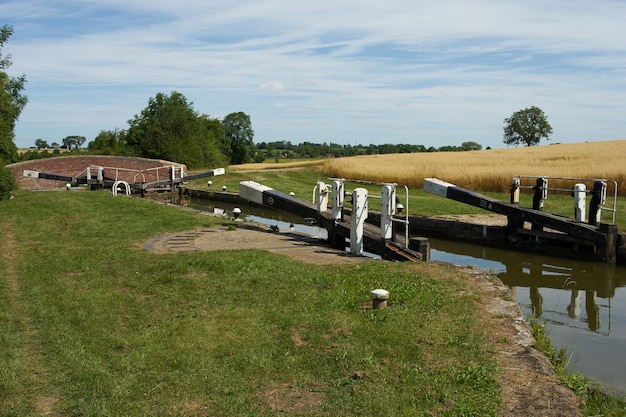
[171,193,626,394]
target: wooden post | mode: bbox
[532,177,547,211]
[588,180,606,226]
[597,223,618,263]
[510,177,520,204]
[532,177,547,234]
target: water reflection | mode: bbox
[430,237,626,391]
[431,237,622,336]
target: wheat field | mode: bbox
[321,140,626,195]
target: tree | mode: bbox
[461,141,482,151]
[125,91,227,168]
[62,135,86,150]
[34,138,49,149]
[0,24,27,200]
[223,112,255,164]
[88,129,126,155]
[503,106,553,147]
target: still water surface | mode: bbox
[430,238,626,393]
[182,196,626,393]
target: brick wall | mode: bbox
[7,156,186,190]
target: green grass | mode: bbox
[1,191,503,416]
[531,321,626,416]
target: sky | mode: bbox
[3,0,626,149]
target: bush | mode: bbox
[0,165,17,200]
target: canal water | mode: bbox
[167,194,626,394]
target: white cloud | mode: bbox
[5,0,626,148]
[259,82,286,92]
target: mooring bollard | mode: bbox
[371,289,389,309]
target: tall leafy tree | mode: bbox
[0,24,27,164]
[34,138,49,149]
[0,24,27,200]
[223,112,255,164]
[503,106,553,147]
[62,135,86,150]
[88,129,127,155]
[125,91,227,168]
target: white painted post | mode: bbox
[573,183,586,222]
[316,181,329,213]
[331,180,344,220]
[381,185,395,240]
[87,166,92,181]
[350,187,368,256]
[97,167,104,182]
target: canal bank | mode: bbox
[173,188,626,396]
[149,191,592,415]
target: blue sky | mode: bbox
[3,0,626,149]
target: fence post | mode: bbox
[331,180,344,221]
[531,177,548,234]
[532,177,548,211]
[381,185,395,240]
[315,181,328,213]
[573,183,586,222]
[350,188,368,255]
[510,177,520,204]
[588,180,607,226]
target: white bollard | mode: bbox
[381,185,395,240]
[371,289,389,309]
[350,188,368,256]
[573,183,586,222]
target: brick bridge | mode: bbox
[7,156,185,190]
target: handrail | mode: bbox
[513,175,618,224]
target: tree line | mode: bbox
[257,140,483,159]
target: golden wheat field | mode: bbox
[319,140,626,195]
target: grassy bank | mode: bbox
[1,191,504,416]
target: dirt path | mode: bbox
[144,222,582,416]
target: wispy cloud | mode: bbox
[4,0,626,147]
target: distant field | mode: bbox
[320,140,626,195]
